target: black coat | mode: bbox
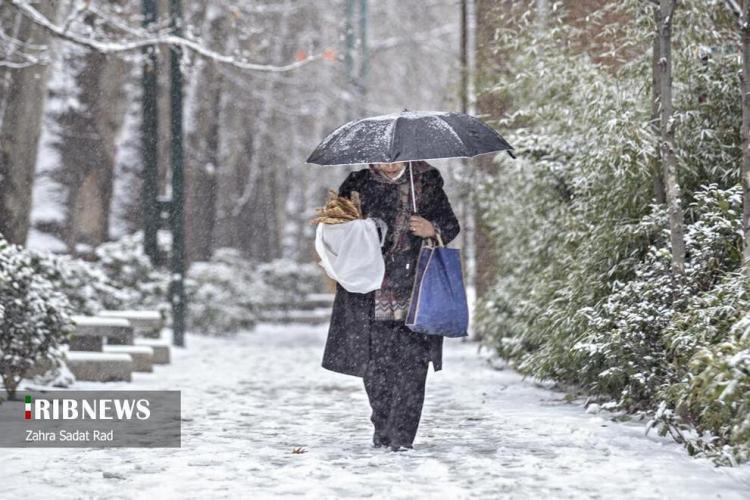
[321,162,461,377]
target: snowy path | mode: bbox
[3,323,750,499]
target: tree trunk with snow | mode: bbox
[229,1,294,261]
[651,6,666,205]
[473,0,513,300]
[741,0,750,272]
[52,45,129,252]
[185,8,225,263]
[658,0,685,275]
[0,3,58,245]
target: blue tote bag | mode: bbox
[405,233,469,337]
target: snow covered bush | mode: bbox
[185,250,322,335]
[573,185,744,410]
[186,248,260,335]
[28,251,128,315]
[682,339,750,465]
[654,272,750,464]
[255,257,323,305]
[93,232,170,312]
[475,0,749,462]
[0,236,73,400]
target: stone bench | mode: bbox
[262,293,335,312]
[69,316,134,351]
[134,338,171,364]
[71,314,171,366]
[257,308,331,325]
[102,345,154,373]
[98,310,165,338]
[65,351,133,382]
[305,292,335,308]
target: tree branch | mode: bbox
[724,0,742,18]
[0,58,44,69]
[61,0,91,34]
[9,0,320,73]
[721,0,747,29]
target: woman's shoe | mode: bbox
[389,443,414,452]
[373,432,391,448]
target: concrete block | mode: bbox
[66,351,133,382]
[134,338,171,364]
[102,345,154,373]
[98,310,164,338]
[257,308,331,325]
[71,316,134,345]
[69,335,103,352]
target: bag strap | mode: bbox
[424,231,444,248]
[434,232,444,247]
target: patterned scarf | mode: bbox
[368,163,424,321]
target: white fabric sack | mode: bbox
[315,218,386,293]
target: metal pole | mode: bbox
[141,0,159,264]
[460,0,468,114]
[358,0,368,113]
[409,161,416,213]
[169,0,186,347]
[345,0,355,120]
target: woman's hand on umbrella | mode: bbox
[409,215,435,238]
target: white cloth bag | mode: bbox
[315,218,386,293]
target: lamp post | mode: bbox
[359,0,368,112]
[169,0,186,347]
[345,0,355,120]
[344,0,368,118]
[141,0,159,264]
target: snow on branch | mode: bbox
[0,58,43,69]
[8,0,320,73]
[0,14,49,69]
[719,0,746,29]
[723,0,742,18]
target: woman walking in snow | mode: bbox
[321,160,460,451]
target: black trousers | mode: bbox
[363,319,431,447]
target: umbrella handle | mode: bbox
[409,160,417,213]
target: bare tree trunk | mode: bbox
[231,0,293,261]
[0,3,58,245]
[658,0,685,275]
[651,6,666,204]
[185,9,225,263]
[186,83,221,262]
[742,0,750,271]
[473,0,512,299]
[54,47,128,252]
[214,62,244,250]
[460,0,469,114]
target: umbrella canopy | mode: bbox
[306,110,515,166]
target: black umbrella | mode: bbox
[306,110,515,166]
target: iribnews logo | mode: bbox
[23,395,151,420]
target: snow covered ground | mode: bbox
[3,323,750,499]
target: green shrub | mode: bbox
[0,236,73,400]
[475,0,748,463]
